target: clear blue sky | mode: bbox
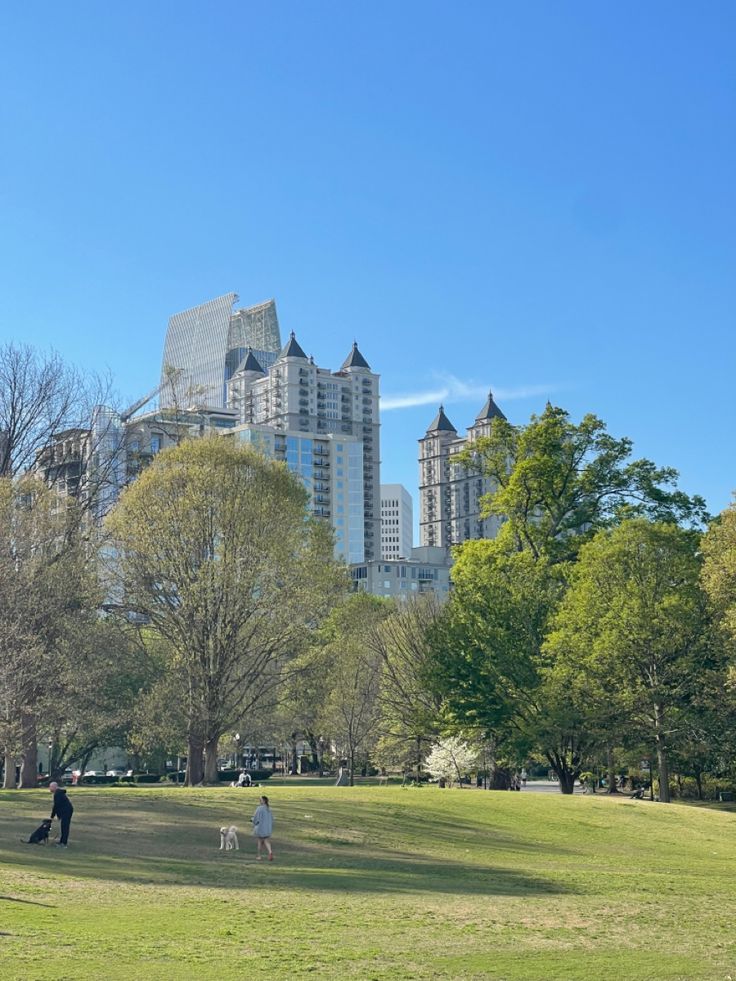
[1,3,734,526]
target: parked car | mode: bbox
[106,768,126,778]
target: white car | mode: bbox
[106,768,126,777]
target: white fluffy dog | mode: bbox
[219,825,239,850]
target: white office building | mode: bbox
[350,545,451,601]
[380,484,413,560]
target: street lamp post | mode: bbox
[234,733,241,770]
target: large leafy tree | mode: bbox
[457,404,707,562]
[106,437,344,784]
[428,541,582,787]
[372,595,444,775]
[701,498,736,646]
[0,475,97,787]
[431,405,707,792]
[432,542,561,736]
[544,520,708,803]
[317,593,391,785]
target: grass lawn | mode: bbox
[1,785,735,980]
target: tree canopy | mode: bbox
[457,404,707,562]
[106,436,345,784]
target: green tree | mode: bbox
[372,595,444,777]
[430,541,562,736]
[457,404,707,563]
[0,475,99,787]
[545,520,707,803]
[106,437,344,785]
[702,498,736,645]
[317,594,391,785]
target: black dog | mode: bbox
[21,818,53,845]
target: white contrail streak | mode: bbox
[381,375,556,411]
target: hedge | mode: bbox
[218,769,273,782]
[164,769,274,784]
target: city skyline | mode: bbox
[1,5,733,521]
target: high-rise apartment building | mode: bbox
[233,426,366,564]
[160,295,281,409]
[37,295,380,565]
[227,333,380,562]
[380,483,413,560]
[418,392,506,553]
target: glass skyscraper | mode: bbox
[160,294,281,409]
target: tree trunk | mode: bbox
[185,736,204,786]
[19,713,38,788]
[349,749,355,787]
[545,751,579,794]
[558,770,576,794]
[606,744,618,794]
[3,749,16,789]
[203,736,220,784]
[653,703,671,803]
[695,771,703,801]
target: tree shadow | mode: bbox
[0,789,574,899]
[0,895,56,908]
[0,844,568,898]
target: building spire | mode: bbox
[475,389,507,423]
[341,341,371,370]
[426,405,457,433]
[278,331,308,360]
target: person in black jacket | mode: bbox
[48,782,74,847]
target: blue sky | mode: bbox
[1,3,734,527]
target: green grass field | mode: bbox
[1,784,735,980]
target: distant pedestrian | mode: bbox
[252,795,274,861]
[520,769,528,787]
[48,781,74,847]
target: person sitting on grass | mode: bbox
[252,795,274,861]
[49,781,74,847]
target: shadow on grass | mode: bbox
[0,843,568,899]
[0,788,573,899]
[0,894,56,908]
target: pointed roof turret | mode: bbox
[426,405,457,434]
[278,331,307,360]
[234,347,265,375]
[341,341,371,370]
[475,389,507,423]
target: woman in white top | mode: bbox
[252,795,274,861]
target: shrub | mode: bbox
[80,775,118,785]
[217,769,273,782]
[217,769,240,783]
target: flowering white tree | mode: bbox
[425,736,477,787]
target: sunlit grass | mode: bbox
[1,785,734,979]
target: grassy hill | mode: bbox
[1,784,734,980]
